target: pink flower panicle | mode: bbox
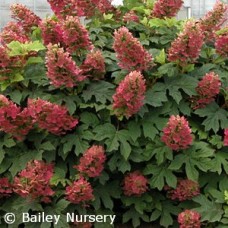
[13,160,55,203]
[192,72,221,109]
[123,171,148,196]
[0,22,30,45]
[0,95,34,140]
[199,1,228,40]
[80,50,106,80]
[161,115,193,150]
[40,17,63,46]
[178,210,201,228]
[71,222,93,228]
[112,71,146,118]
[165,179,200,201]
[0,46,10,69]
[75,145,106,177]
[65,177,94,204]
[224,129,228,146]
[113,27,153,71]
[61,16,93,54]
[168,20,204,66]
[10,3,41,32]
[47,0,74,18]
[48,0,114,18]
[123,11,140,23]
[0,177,13,198]
[46,44,84,88]
[27,98,78,135]
[152,0,183,18]
[215,28,228,57]
[71,0,114,18]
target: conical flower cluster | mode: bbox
[65,177,94,204]
[199,0,228,40]
[40,17,63,46]
[75,145,106,178]
[178,210,201,228]
[13,160,55,203]
[0,178,13,198]
[123,10,139,23]
[27,98,78,135]
[61,16,93,54]
[152,0,183,18]
[0,22,30,44]
[224,129,228,146]
[165,179,200,201]
[161,115,193,150]
[168,20,204,66]
[10,3,41,32]
[113,27,153,71]
[123,171,148,196]
[46,44,84,88]
[80,50,106,80]
[192,72,221,109]
[0,95,34,140]
[112,71,146,118]
[215,28,228,57]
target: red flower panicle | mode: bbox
[165,179,200,201]
[215,28,228,57]
[71,0,114,18]
[113,27,153,71]
[46,44,84,88]
[10,3,41,32]
[40,17,63,46]
[0,95,34,140]
[152,0,183,18]
[27,98,78,135]
[61,16,93,54]
[65,177,94,204]
[192,72,221,109]
[75,145,106,178]
[0,46,10,68]
[0,22,30,45]
[178,210,201,228]
[123,171,148,196]
[47,0,74,18]
[0,177,13,198]
[161,115,193,150]
[199,1,228,40]
[123,10,139,23]
[168,20,204,66]
[71,222,93,228]
[112,71,146,118]
[13,160,55,203]
[80,50,105,80]
[224,129,228,146]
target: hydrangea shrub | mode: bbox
[0,0,228,227]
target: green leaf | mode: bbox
[82,81,115,104]
[26,41,46,52]
[127,121,141,142]
[144,164,177,190]
[158,63,178,78]
[211,151,228,174]
[145,83,168,107]
[193,195,224,222]
[155,49,166,64]
[93,124,131,157]
[195,102,228,133]
[169,142,215,181]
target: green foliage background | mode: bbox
[0,0,228,227]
